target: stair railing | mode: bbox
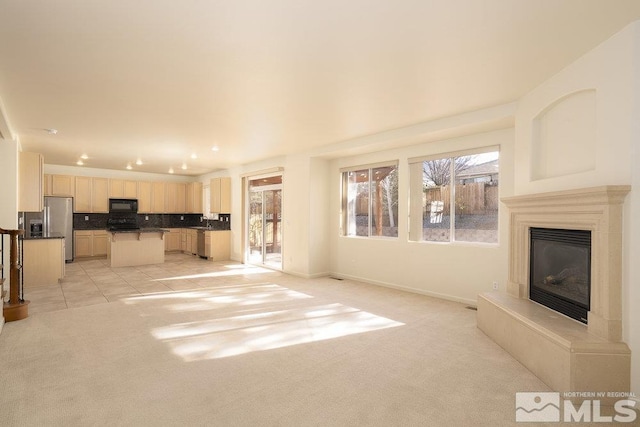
[0,227,29,321]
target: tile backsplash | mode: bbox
[73,213,231,230]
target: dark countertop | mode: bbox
[107,228,169,234]
[21,233,66,240]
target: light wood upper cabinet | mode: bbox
[109,179,138,199]
[51,175,75,197]
[165,182,186,213]
[74,177,92,212]
[18,151,44,212]
[123,180,137,198]
[44,174,52,196]
[74,177,108,213]
[186,182,203,213]
[92,178,109,212]
[109,179,124,198]
[152,182,165,213]
[138,182,152,213]
[210,177,231,214]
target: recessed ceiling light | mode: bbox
[211,146,219,152]
[80,154,88,159]
[181,164,187,170]
[136,159,143,165]
[168,168,174,174]
[126,164,132,170]
[76,160,84,166]
[191,153,197,159]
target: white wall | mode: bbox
[515,21,640,397]
[222,154,331,278]
[328,128,514,305]
[44,164,195,182]
[626,20,640,402]
[0,139,19,329]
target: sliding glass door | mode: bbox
[247,175,282,269]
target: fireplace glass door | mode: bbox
[529,227,591,324]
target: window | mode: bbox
[409,148,499,244]
[342,163,398,238]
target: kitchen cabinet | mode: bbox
[138,181,152,213]
[164,228,181,252]
[204,230,230,261]
[22,238,65,288]
[183,228,197,255]
[92,178,108,212]
[152,182,165,213]
[180,228,187,251]
[186,182,203,213]
[74,230,92,257]
[74,177,92,212]
[51,175,75,197]
[210,177,231,214]
[74,177,108,213]
[109,179,138,199]
[165,183,186,213]
[18,151,44,212]
[74,230,108,258]
[93,230,108,256]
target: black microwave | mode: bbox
[109,198,138,213]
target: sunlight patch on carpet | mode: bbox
[146,287,404,361]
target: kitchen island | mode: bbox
[107,229,168,267]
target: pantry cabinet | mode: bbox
[18,151,44,212]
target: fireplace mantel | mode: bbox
[502,185,629,341]
[477,186,631,399]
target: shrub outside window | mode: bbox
[409,148,499,244]
[342,163,398,238]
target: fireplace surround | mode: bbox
[477,186,631,400]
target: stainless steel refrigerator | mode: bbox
[24,196,74,262]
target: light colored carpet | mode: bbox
[1,261,550,426]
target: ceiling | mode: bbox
[1,1,639,176]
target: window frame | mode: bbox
[340,161,399,239]
[408,146,500,245]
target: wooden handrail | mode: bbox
[1,227,28,321]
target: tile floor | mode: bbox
[25,253,283,315]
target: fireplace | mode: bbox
[477,186,631,399]
[529,227,591,324]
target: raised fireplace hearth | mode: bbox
[477,186,631,401]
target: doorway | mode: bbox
[246,175,282,269]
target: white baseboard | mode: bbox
[329,272,478,307]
